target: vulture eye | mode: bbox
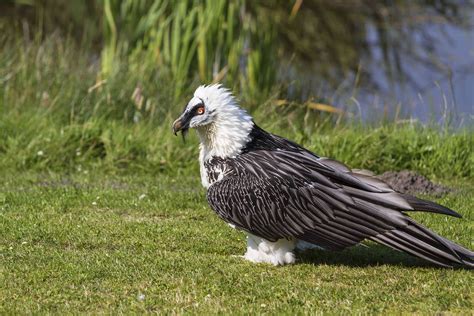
[196,106,205,115]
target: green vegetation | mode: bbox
[4,0,473,99]
[1,34,473,316]
[1,33,472,179]
[1,173,472,314]
[1,3,473,314]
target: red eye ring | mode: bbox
[196,106,205,115]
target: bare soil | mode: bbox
[376,170,451,197]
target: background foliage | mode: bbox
[0,0,472,178]
[3,0,473,99]
[0,2,473,314]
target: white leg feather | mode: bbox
[243,234,296,266]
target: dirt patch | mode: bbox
[376,170,451,197]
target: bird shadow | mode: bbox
[295,244,448,269]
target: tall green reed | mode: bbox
[101,0,276,100]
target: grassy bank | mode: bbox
[1,172,473,314]
[1,26,473,314]
[1,33,473,179]
[1,91,473,315]
[1,110,473,179]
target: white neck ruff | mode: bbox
[195,99,253,188]
[196,115,254,161]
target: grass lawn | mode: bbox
[1,20,473,314]
[1,171,472,314]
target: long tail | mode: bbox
[308,163,473,268]
[370,197,473,268]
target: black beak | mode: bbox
[172,118,183,136]
[172,111,191,140]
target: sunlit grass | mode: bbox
[1,31,471,179]
[1,18,473,314]
[0,173,472,314]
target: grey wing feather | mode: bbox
[206,149,473,268]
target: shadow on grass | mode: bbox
[296,244,444,269]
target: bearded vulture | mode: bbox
[172,84,473,268]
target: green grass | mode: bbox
[1,32,472,180]
[1,107,473,179]
[0,172,472,314]
[1,24,473,314]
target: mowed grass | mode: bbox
[1,172,472,314]
[1,29,473,314]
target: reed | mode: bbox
[99,0,276,99]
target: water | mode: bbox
[359,19,474,127]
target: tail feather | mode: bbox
[371,234,454,267]
[370,220,474,268]
[437,235,474,264]
[403,194,462,218]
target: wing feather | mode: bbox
[206,144,473,267]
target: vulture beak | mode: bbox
[172,111,191,140]
[172,118,183,136]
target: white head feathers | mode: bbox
[189,84,254,161]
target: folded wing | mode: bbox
[207,148,473,268]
